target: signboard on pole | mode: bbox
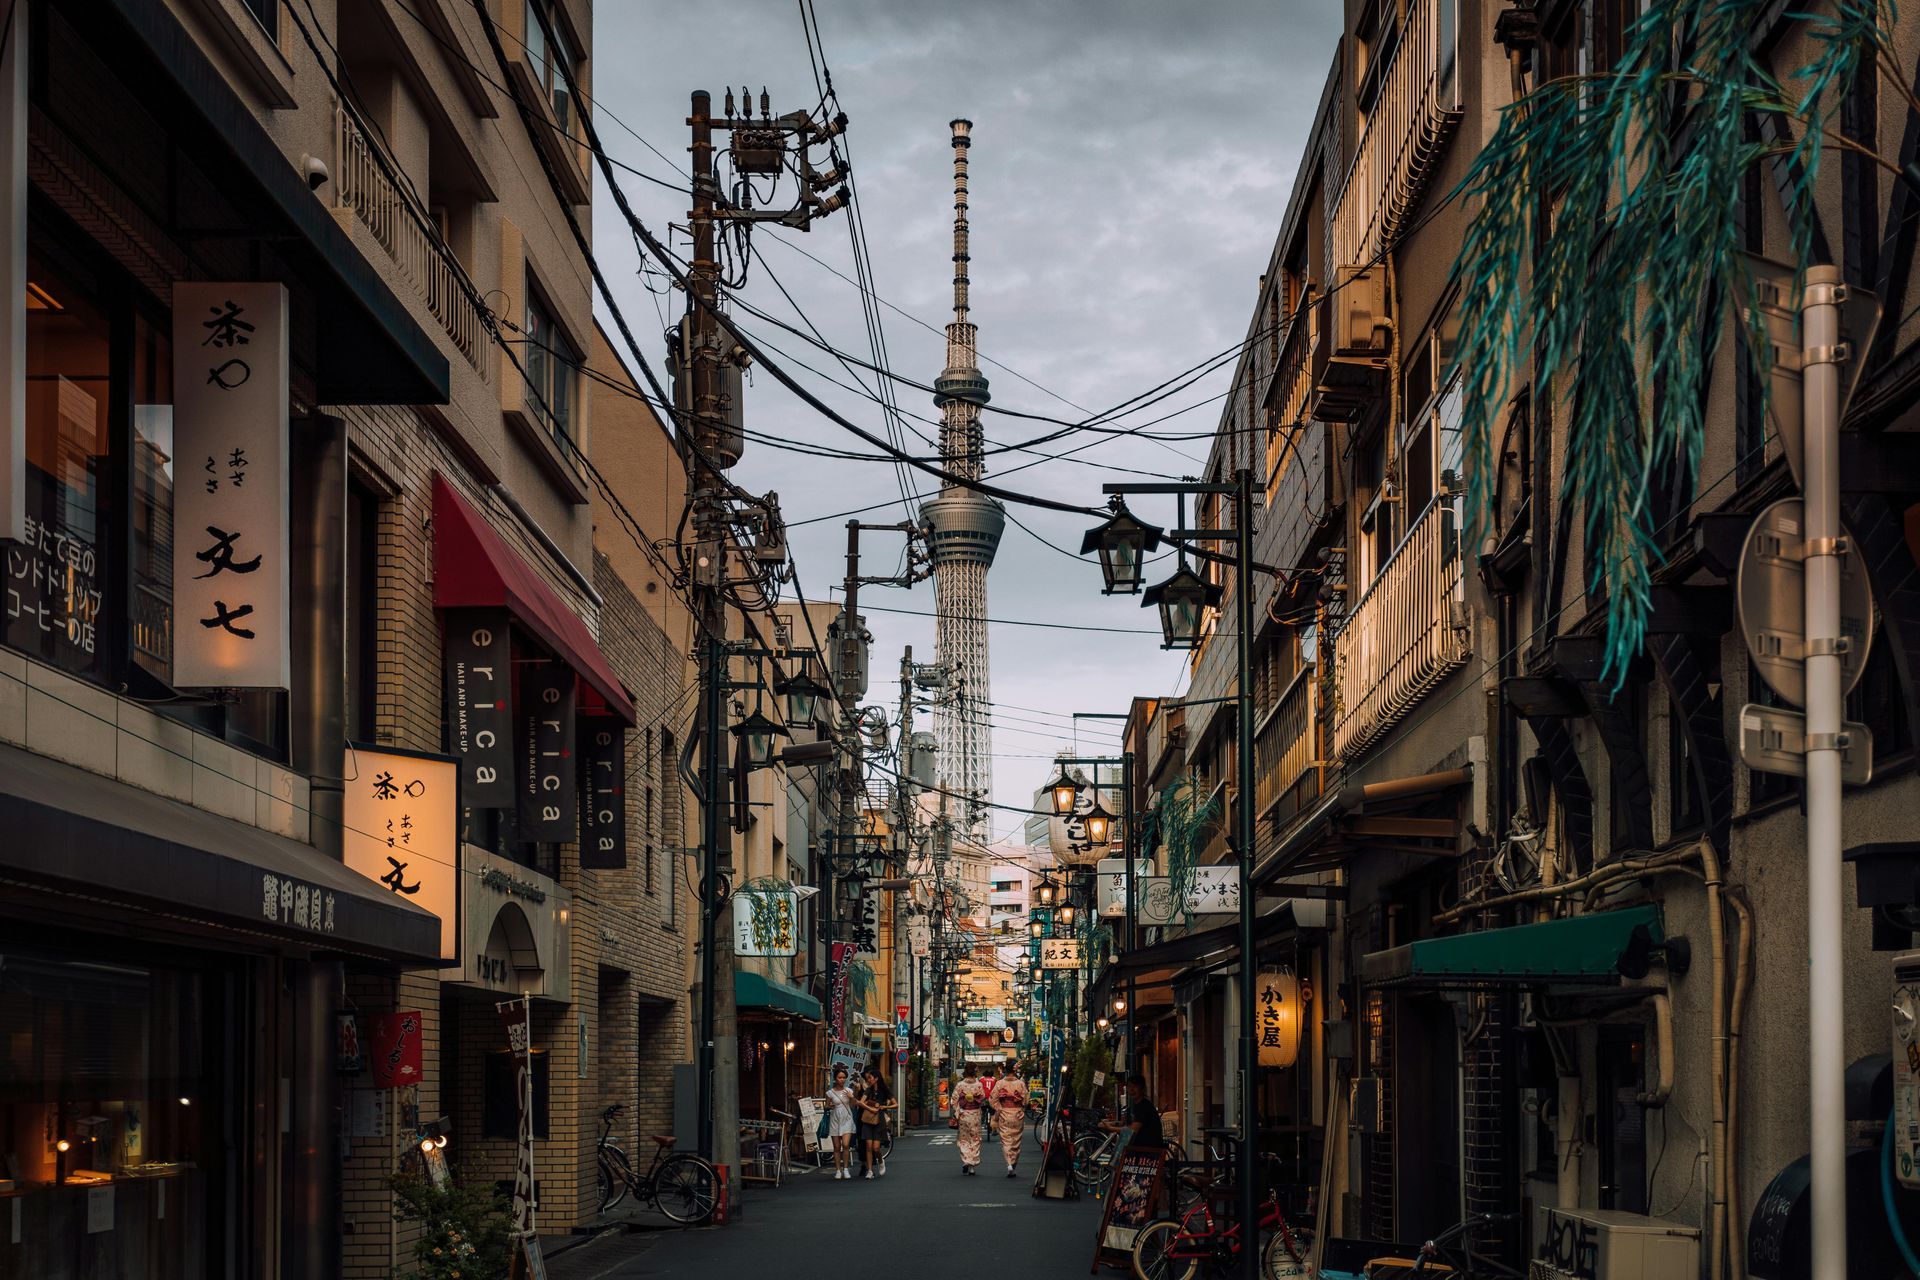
[827,942,854,1039]
[1184,866,1241,916]
[342,744,459,963]
[732,888,799,957]
[369,1011,423,1089]
[1097,858,1151,918]
[171,282,289,688]
[1040,938,1082,970]
[496,997,536,1239]
[1138,877,1181,925]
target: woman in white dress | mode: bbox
[825,1067,858,1179]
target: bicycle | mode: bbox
[1132,1154,1311,1280]
[1388,1211,1522,1278]
[594,1104,719,1224]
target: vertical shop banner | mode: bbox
[827,941,854,1040]
[852,887,881,959]
[171,282,289,688]
[369,1011,424,1089]
[342,744,460,962]
[495,997,536,1238]
[445,609,513,809]
[577,721,626,868]
[0,1,24,543]
[518,664,576,841]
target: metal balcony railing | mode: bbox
[334,103,487,371]
[1332,500,1468,759]
[1331,0,1462,269]
[1264,314,1315,491]
[1255,667,1320,819]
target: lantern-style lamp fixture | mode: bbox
[1031,965,1044,982]
[1095,1016,1110,1030]
[1142,563,1223,650]
[1082,796,1116,847]
[731,707,791,769]
[1035,875,1058,907]
[1112,996,1128,1016]
[1058,902,1077,928]
[1081,498,1163,595]
[774,667,831,728]
[1029,918,1046,939]
[1049,764,1081,816]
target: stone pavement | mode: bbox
[546,1126,1109,1278]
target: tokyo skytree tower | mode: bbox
[920,119,1003,840]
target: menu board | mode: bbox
[1093,1145,1167,1271]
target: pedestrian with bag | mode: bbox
[989,1064,1029,1177]
[856,1066,895,1179]
[951,1062,987,1175]
[824,1067,858,1180]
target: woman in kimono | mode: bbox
[989,1066,1030,1177]
[951,1062,988,1175]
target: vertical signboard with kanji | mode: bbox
[496,997,536,1240]
[369,1011,424,1089]
[827,941,854,1040]
[0,1,23,544]
[519,665,576,841]
[852,887,881,959]
[578,721,625,868]
[343,744,460,962]
[445,609,514,809]
[171,283,288,688]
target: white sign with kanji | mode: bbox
[171,282,289,688]
[1184,866,1241,916]
[733,887,799,957]
[342,745,459,962]
[1137,877,1181,925]
[1039,937,1083,970]
[1096,858,1152,918]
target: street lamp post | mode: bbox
[1051,750,1137,1072]
[1097,470,1258,1280]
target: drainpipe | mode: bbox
[286,414,346,1280]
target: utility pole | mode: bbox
[892,645,914,1128]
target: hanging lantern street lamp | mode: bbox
[1081,498,1163,595]
[1035,875,1058,907]
[1141,563,1222,650]
[1048,764,1081,816]
[731,708,791,769]
[774,667,831,728]
[1082,796,1116,847]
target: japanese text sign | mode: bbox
[369,1010,424,1089]
[171,283,288,688]
[852,886,881,959]
[343,744,459,962]
[444,609,513,809]
[733,886,799,957]
[518,664,576,841]
[1255,967,1301,1068]
[1097,858,1151,918]
[1184,866,1241,916]
[1040,937,1083,969]
[578,721,625,869]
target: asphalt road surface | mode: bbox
[548,1126,1110,1279]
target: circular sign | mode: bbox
[1736,498,1875,708]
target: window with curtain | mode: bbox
[523,282,578,449]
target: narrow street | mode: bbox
[550,1129,1106,1279]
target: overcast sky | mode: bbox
[590,0,1342,841]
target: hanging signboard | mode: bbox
[444,609,514,809]
[1184,866,1241,916]
[0,1,23,544]
[852,887,882,959]
[495,997,536,1239]
[1040,938,1083,970]
[1255,967,1302,1068]
[578,721,626,869]
[171,282,289,688]
[1137,877,1181,925]
[343,744,459,962]
[518,664,576,841]
[907,921,932,959]
[1097,859,1152,918]
[369,1010,424,1089]
[827,941,854,1039]
[733,886,799,957]
[1093,1144,1169,1267]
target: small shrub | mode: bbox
[387,1169,515,1280]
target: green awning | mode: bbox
[734,970,823,1020]
[1360,905,1664,989]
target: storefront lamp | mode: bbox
[1035,876,1058,907]
[775,668,831,728]
[731,708,791,769]
[1081,499,1163,595]
[1096,1016,1110,1030]
[55,1139,70,1153]
[1255,967,1302,1069]
[1058,903,1076,928]
[1048,764,1081,816]
[1141,563,1222,650]
[1029,919,1046,939]
[1082,797,1115,847]
[1112,996,1128,1016]
[1032,965,1044,982]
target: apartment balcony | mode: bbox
[1332,500,1468,760]
[334,103,487,372]
[1255,666,1322,829]
[1331,0,1463,270]
[1261,317,1334,572]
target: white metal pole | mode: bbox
[1801,263,1847,1280]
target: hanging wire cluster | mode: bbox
[1447,0,1880,683]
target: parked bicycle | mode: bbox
[1396,1211,1522,1278]
[594,1105,718,1224]
[1131,1153,1311,1280]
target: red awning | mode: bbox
[431,474,635,723]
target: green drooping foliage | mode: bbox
[1070,1035,1116,1109]
[733,876,794,955]
[1157,772,1220,911]
[1447,0,1881,682]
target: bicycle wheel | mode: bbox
[652,1154,718,1224]
[881,1127,894,1160]
[1261,1223,1310,1279]
[1072,1134,1114,1193]
[596,1147,633,1213]
[1132,1219,1200,1280]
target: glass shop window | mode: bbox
[0,947,226,1279]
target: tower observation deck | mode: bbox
[921,119,1003,839]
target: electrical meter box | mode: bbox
[1892,949,1920,1187]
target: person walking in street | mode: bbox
[857,1066,896,1180]
[951,1062,987,1175]
[989,1065,1029,1177]
[825,1067,858,1180]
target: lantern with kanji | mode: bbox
[1255,967,1301,1068]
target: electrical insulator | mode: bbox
[816,185,851,216]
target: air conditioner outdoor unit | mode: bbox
[1332,265,1389,355]
[1531,1207,1700,1280]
